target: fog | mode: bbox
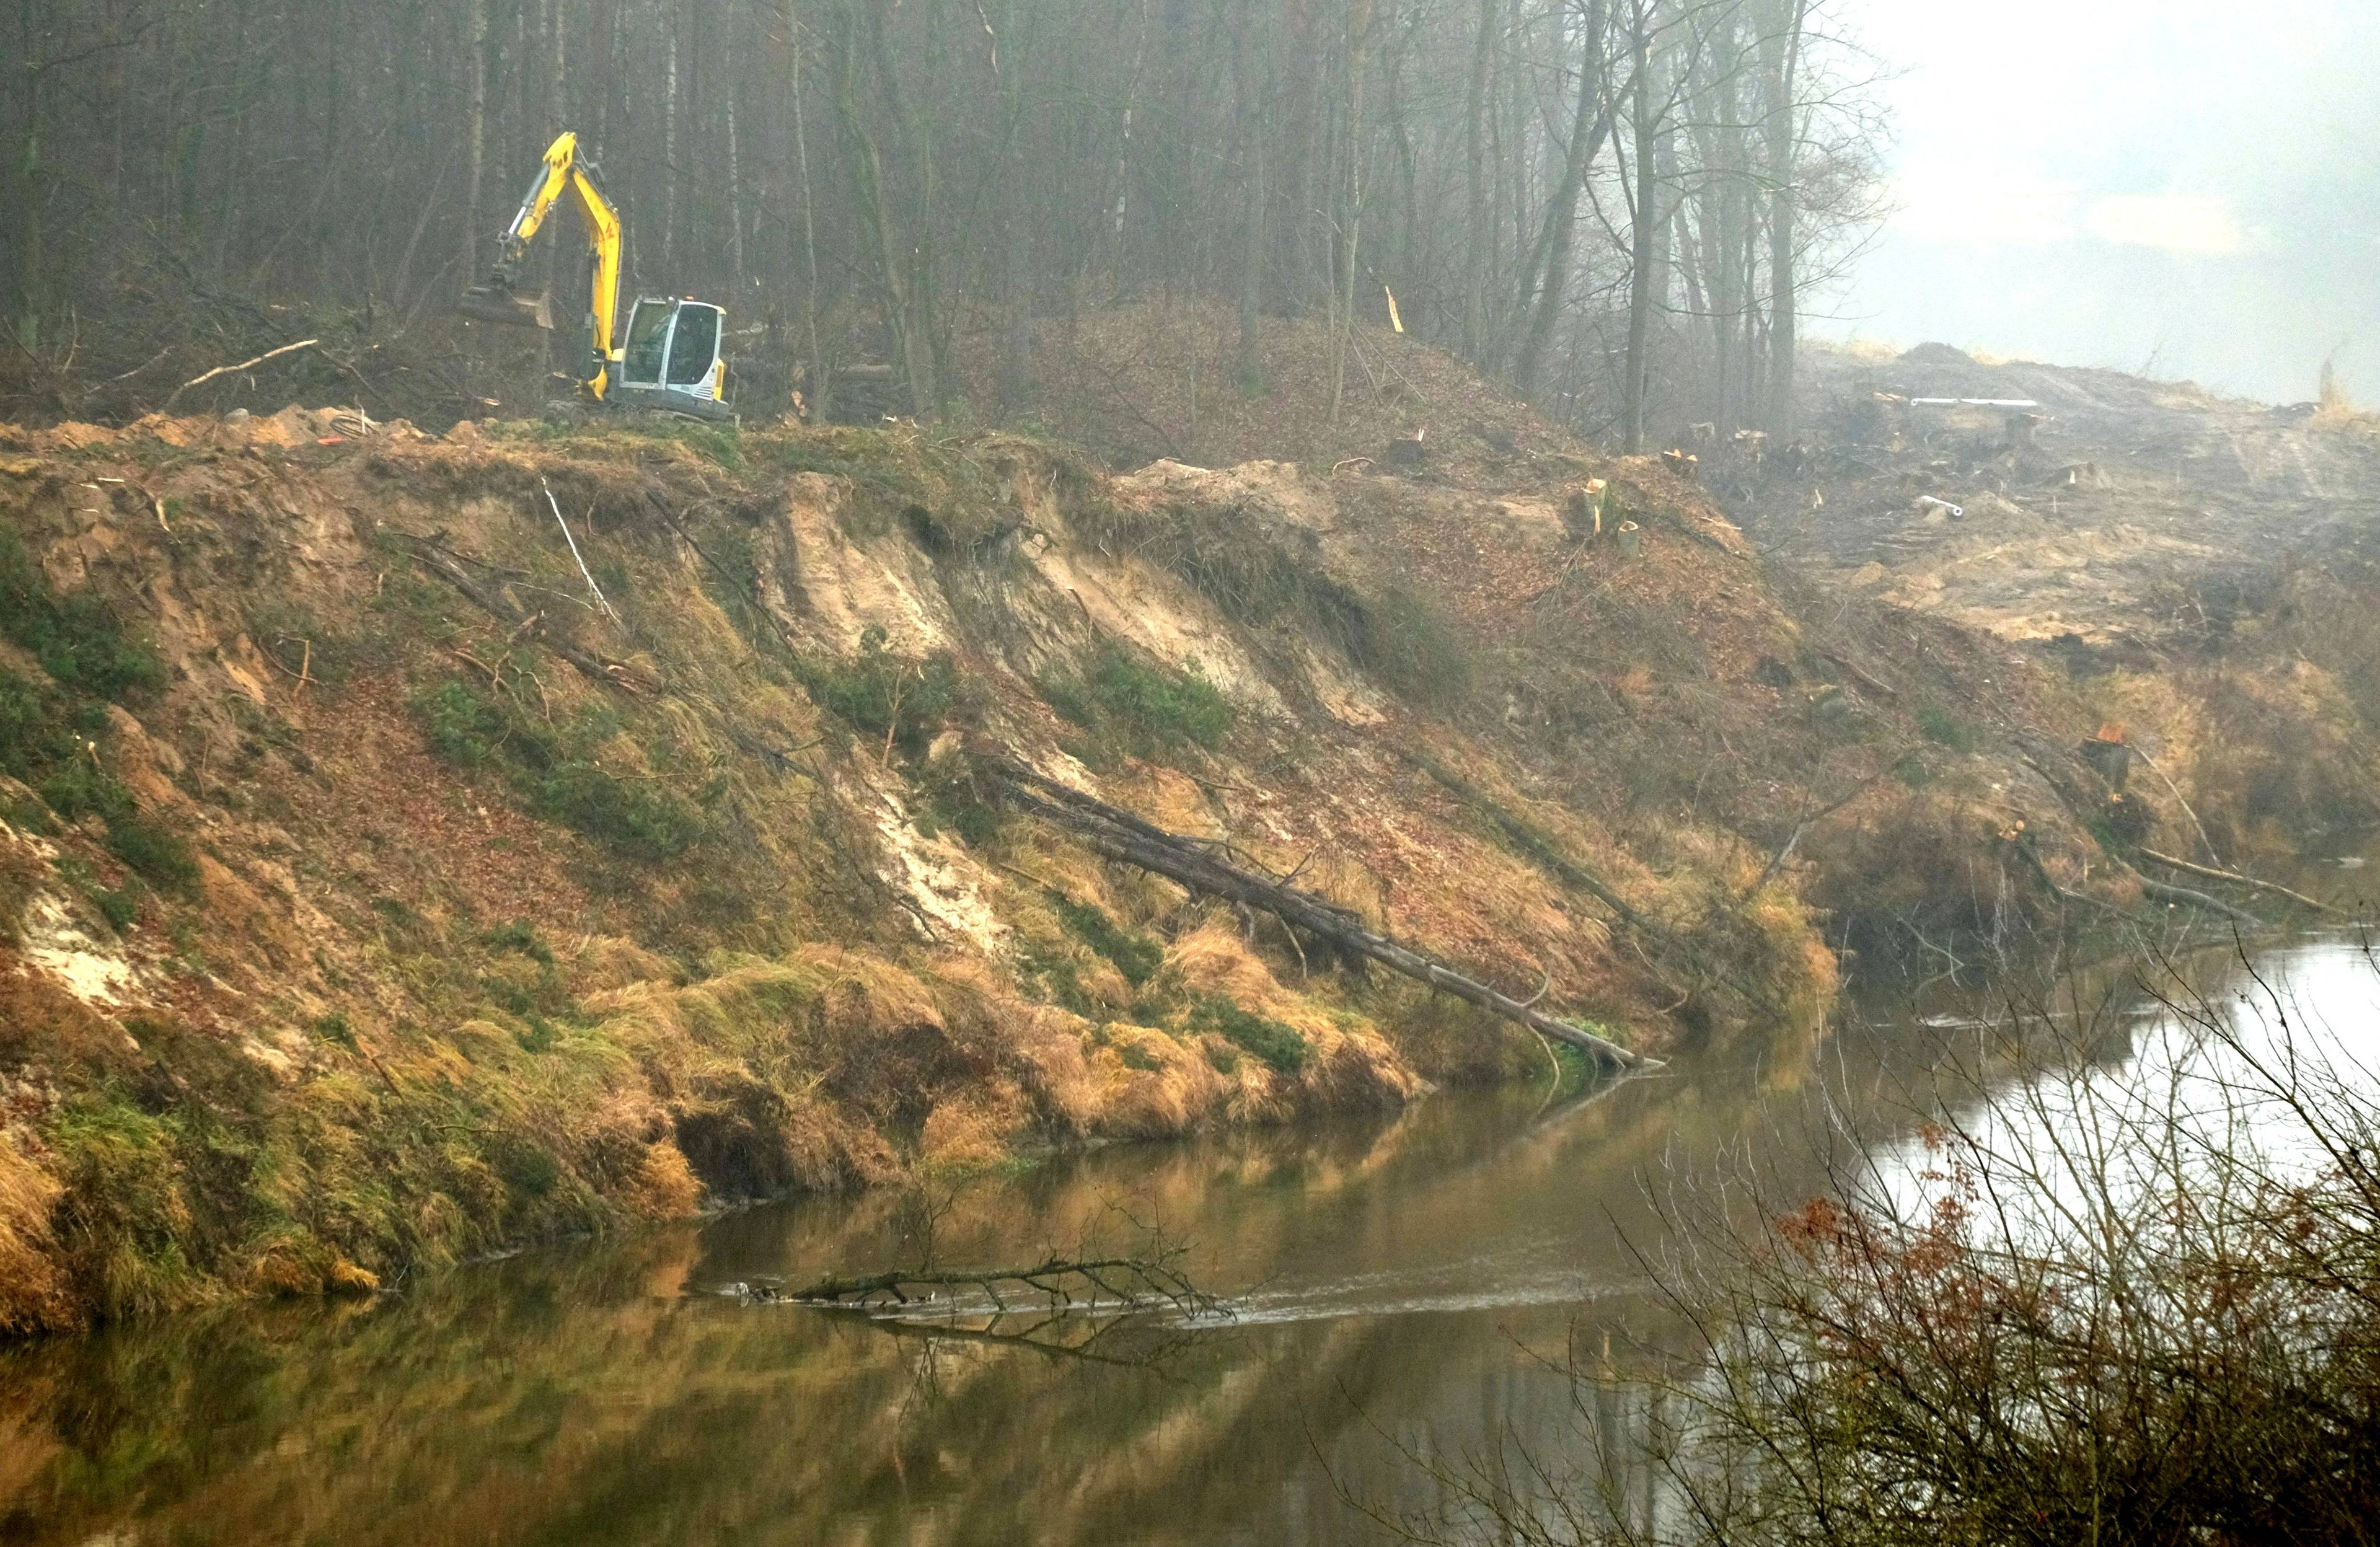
[1822,0,2380,405]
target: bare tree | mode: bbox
[1382,938,2380,1545]
[0,0,1884,437]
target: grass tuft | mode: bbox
[1188,994,1308,1073]
[1915,694,1975,751]
[1354,586,1474,708]
[1049,891,1163,985]
[1042,641,1233,760]
[410,680,707,862]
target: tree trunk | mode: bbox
[1620,6,1657,454]
[593,0,622,148]
[1461,0,1495,360]
[463,0,489,283]
[827,0,937,417]
[1232,5,1267,387]
[547,0,566,131]
[662,6,681,277]
[726,85,746,296]
[787,5,830,418]
[1238,139,1266,384]
[543,0,568,371]
[1761,0,1807,436]
[1328,0,1373,427]
[10,0,46,348]
[1513,0,1610,399]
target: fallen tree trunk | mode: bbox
[2010,836,2137,922]
[164,337,319,409]
[1406,749,1786,1017]
[1821,648,1900,702]
[989,759,1653,1073]
[2135,848,2342,919]
[2013,739,2268,931]
[2132,871,2267,929]
[2011,833,2265,930]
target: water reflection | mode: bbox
[0,934,2366,1545]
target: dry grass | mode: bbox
[0,1140,69,1334]
[2094,661,2379,859]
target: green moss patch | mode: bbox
[412,680,709,863]
[0,531,195,891]
[1188,994,1307,1074]
[1042,641,1233,761]
[0,529,164,700]
[1049,891,1162,986]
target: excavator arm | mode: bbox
[459,131,623,400]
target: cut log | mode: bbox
[989,758,1653,1073]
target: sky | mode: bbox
[1816,0,2380,405]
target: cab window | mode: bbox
[665,305,720,387]
[622,302,672,386]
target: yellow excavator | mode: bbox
[459,131,733,421]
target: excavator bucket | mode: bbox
[457,284,554,330]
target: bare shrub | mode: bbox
[1390,936,2380,1546]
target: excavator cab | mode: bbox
[609,296,730,420]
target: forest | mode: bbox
[2,0,1880,443]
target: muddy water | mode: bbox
[1,930,2372,1545]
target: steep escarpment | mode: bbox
[0,366,2355,1333]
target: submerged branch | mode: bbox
[785,1251,1219,1320]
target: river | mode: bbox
[2,922,2373,1545]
